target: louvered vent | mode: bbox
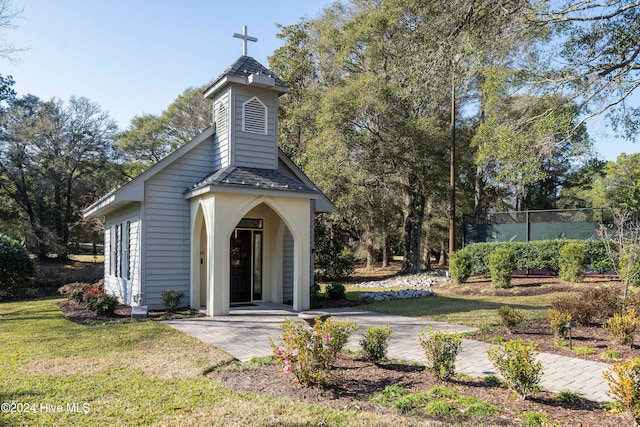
[242,96,267,134]
[216,102,228,135]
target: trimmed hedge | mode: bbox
[450,240,611,284]
[0,234,35,295]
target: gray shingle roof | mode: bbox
[189,165,317,194]
[213,56,286,87]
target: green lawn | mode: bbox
[352,287,565,329]
[0,298,443,426]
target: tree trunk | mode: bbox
[382,234,390,268]
[439,241,447,266]
[365,233,375,270]
[402,187,426,274]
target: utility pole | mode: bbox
[449,75,456,257]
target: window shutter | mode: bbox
[242,96,267,134]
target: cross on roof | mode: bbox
[233,25,258,56]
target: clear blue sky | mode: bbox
[2,0,638,162]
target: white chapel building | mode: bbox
[84,38,333,316]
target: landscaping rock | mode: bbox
[356,271,448,289]
[359,288,435,301]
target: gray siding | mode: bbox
[232,86,278,169]
[282,226,294,304]
[143,137,215,309]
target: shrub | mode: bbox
[521,411,551,427]
[418,327,463,382]
[360,324,393,364]
[573,346,596,356]
[325,282,346,300]
[93,294,119,316]
[624,292,640,313]
[453,240,610,278]
[450,249,472,284]
[559,242,586,282]
[58,282,91,303]
[603,358,640,424]
[0,233,35,295]
[161,289,184,312]
[487,339,543,400]
[547,309,572,338]
[551,293,597,325]
[83,286,104,311]
[489,247,515,288]
[585,286,621,322]
[497,305,525,333]
[605,309,638,347]
[270,316,355,386]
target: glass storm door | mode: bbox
[230,225,263,303]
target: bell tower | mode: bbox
[203,26,287,170]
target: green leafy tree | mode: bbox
[538,1,640,141]
[116,86,211,178]
[590,153,640,209]
[0,95,117,258]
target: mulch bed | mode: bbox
[213,353,633,426]
[57,300,200,324]
[441,276,640,363]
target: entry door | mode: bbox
[230,230,252,302]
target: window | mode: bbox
[109,222,131,280]
[242,96,267,134]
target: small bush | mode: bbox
[487,339,543,400]
[395,393,427,414]
[450,249,472,284]
[604,357,640,424]
[605,309,638,347]
[360,324,393,364]
[585,286,621,322]
[489,247,515,288]
[558,389,584,403]
[497,305,525,333]
[418,327,463,382]
[521,411,551,427]
[559,242,586,282]
[601,349,622,360]
[93,294,119,316]
[58,282,91,303]
[573,346,596,356]
[623,292,640,313]
[161,289,184,312]
[270,316,355,386]
[83,286,104,311]
[325,282,346,300]
[547,309,572,338]
[551,294,597,325]
[0,234,35,295]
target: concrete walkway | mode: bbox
[163,303,612,402]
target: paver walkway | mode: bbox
[164,303,612,402]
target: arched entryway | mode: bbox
[190,193,311,316]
